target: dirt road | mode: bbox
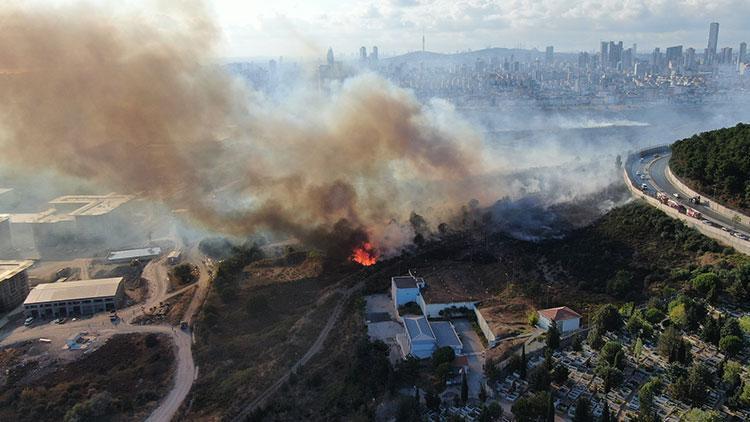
[231,280,364,422]
[0,249,209,422]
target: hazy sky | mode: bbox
[27,0,750,60]
[210,0,750,59]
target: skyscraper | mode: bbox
[371,46,379,62]
[609,41,623,68]
[739,42,747,65]
[545,46,554,64]
[326,47,334,66]
[665,45,683,69]
[359,46,367,62]
[685,47,696,70]
[707,22,719,64]
[600,42,609,69]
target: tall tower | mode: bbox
[707,22,719,64]
[359,46,367,62]
[600,41,609,69]
[371,46,379,61]
[545,46,554,65]
[739,42,747,65]
[326,47,334,66]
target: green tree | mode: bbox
[572,396,592,422]
[633,337,643,360]
[528,365,551,392]
[599,341,623,368]
[601,401,611,422]
[552,365,569,384]
[512,391,549,422]
[721,317,743,338]
[571,334,583,352]
[700,316,721,346]
[479,402,502,422]
[546,320,560,350]
[722,360,743,391]
[592,304,622,332]
[587,327,604,350]
[528,310,539,326]
[461,372,469,403]
[520,344,527,379]
[691,272,720,295]
[425,389,441,411]
[639,378,662,418]
[686,363,713,405]
[607,270,635,298]
[432,347,456,368]
[658,325,691,364]
[683,408,723,422]
[719,335,743,357]
[546,391,555,422]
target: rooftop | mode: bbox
[431,321,463,349]
[404,316,436,342]
[107,247,162,262]
[24,277,123,304]
[50,193,133,216]
[0,260,33,281]
[538,306,582,321]
[392,275,423,289]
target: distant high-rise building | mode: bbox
[578,52,590,69]
[720,47,733,64]
[371,46,379,62]
[685,47,696,70]
[600,41,609,69]
[632,43,637,57]
[359,46,367,62]
[422,35,425,52]
[608,41,623,68]
[739,42,747,65]
[545,46,554,64]
[665,45,683,69]
[622,48,633,71]
[326,47,334,66]
[707,22,719,64]
[652,47,663,71]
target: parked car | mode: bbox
[24,317,34,326]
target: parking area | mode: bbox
[452,319,486,398]
[365,294,403,363]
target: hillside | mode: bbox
[670,123,750,213]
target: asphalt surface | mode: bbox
[626,151,750,238]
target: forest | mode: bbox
[670,123,750,213]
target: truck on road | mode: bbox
[686,208,702,219]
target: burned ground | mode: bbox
[0,333,174,422]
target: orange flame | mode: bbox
[351,242,378,266]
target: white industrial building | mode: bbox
[391,274,425,309]
[402,316,438,359]
[537,306,582,333]
[392,272,464,359]
[0,260,32,312]
[23,277,124,318]
[107,247,162,264]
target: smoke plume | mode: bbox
[0,1,491,257]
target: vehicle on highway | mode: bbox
[654,154,660,158]
[109,313,119,322]
[673,193,681,199]
[636,171,641,176]
[24,317,34,326]
[53,317,66,324]
[640,183,648,190]
[686,208,702,219]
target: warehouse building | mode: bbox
[107,247,161,264]
[23,277,124,318]
[0,260,33,313]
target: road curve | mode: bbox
[627,150,750,237]
[0,250,208,422]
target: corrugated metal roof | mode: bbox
[24,277,122,304]
[107,247,161,261]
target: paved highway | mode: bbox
[626,150,750,239]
